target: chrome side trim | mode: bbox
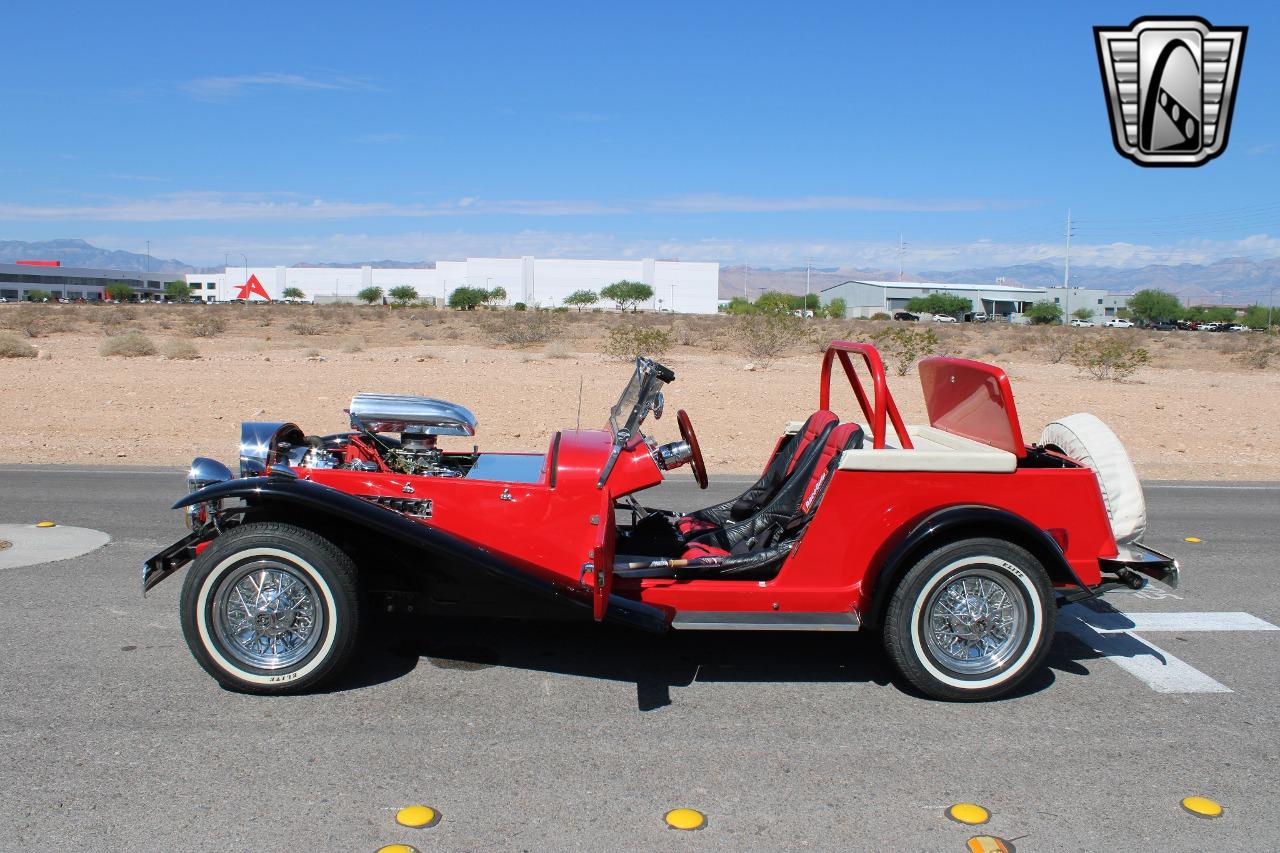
[671,611,861,631]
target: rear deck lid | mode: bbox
[917,357,1027,458]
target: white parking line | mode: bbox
[1059,605,1279,694]
[1143,483,1280,491]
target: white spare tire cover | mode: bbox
[1040,413,1146,544]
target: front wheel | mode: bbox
[882,538,1055,701]
[180,522,359,694]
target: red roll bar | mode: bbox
[819,341,913,450]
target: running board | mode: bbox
[671,611,861,631]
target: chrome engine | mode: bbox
[232,396,481,480]
[348,393,479,477]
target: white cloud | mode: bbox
[83,228,1280,271]
[182,72,378,101]
[0,191,1027,222]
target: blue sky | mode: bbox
[1,1,1276,270]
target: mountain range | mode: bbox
[2,239,1276,306]
[0,239,194,274]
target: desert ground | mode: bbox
[1,302,1276,480]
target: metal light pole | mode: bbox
[805,258,811,318]
[1268,286,1277,329]
[670,283,676,314]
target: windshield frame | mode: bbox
[608,357,672,445]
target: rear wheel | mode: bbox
[180,522,359,694]
[883,538,1055,701]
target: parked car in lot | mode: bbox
[1104,318,1134,328]
[146,342,1177,702]
[893,311,919,322]
[1069,319,1092,328]
[931,314,957,323]
[1229,324,1249,332]
[1148,321,1178,331]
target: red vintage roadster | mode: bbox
[145,341,1177,700]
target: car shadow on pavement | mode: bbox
[336,614,901,709]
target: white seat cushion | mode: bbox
[838,425,1016,473]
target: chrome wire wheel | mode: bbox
[921,567,1027,676]
[210,559,324,670]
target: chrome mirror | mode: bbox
[651,392,665,421]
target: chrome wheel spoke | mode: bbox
[211,559,325,671]
[922,565,1028,676]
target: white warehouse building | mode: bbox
[187,256,720,314]
[818,280,1134,322]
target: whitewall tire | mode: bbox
[180,522,359,694]
[883,538,1055,701]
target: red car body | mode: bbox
[147,341,1176,698]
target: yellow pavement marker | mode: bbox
[1183,536,1202,543]
[1181,796,1223,818]
[35,521,57,528]
[375,845,418,853]
[947,803,990,825]
[395,805,440,828]
[664,807,707,830]
[967,835,1011,853]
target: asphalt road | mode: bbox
[1,466,1278,852]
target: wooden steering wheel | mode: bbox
[676,409,708,489]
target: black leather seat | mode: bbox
[675,410,838,536]
[682,422,865,563]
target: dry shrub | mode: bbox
[672,324,700,347]
[731,312,810,368]
[1069,335,1151,380]
[603,325,672,361]
[3,305,52,338]
[1037,328,1074,364]
[544,341,571,359]
[0,333,37,358]
[870,325,940,376]
[483,310,562,347]
[317,304,359,325]
[1211,334,1247,355]
[95,310,130,335]
[99,331,157,357]
[1235,333,1279,370]
[186,313,229,338]
[341,337,365,353]
[162,339,201,360]
[288,318,325,336]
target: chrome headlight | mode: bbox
[185,457,231,529]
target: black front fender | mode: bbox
[864,504,1086,629]
[156,476,671,633]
